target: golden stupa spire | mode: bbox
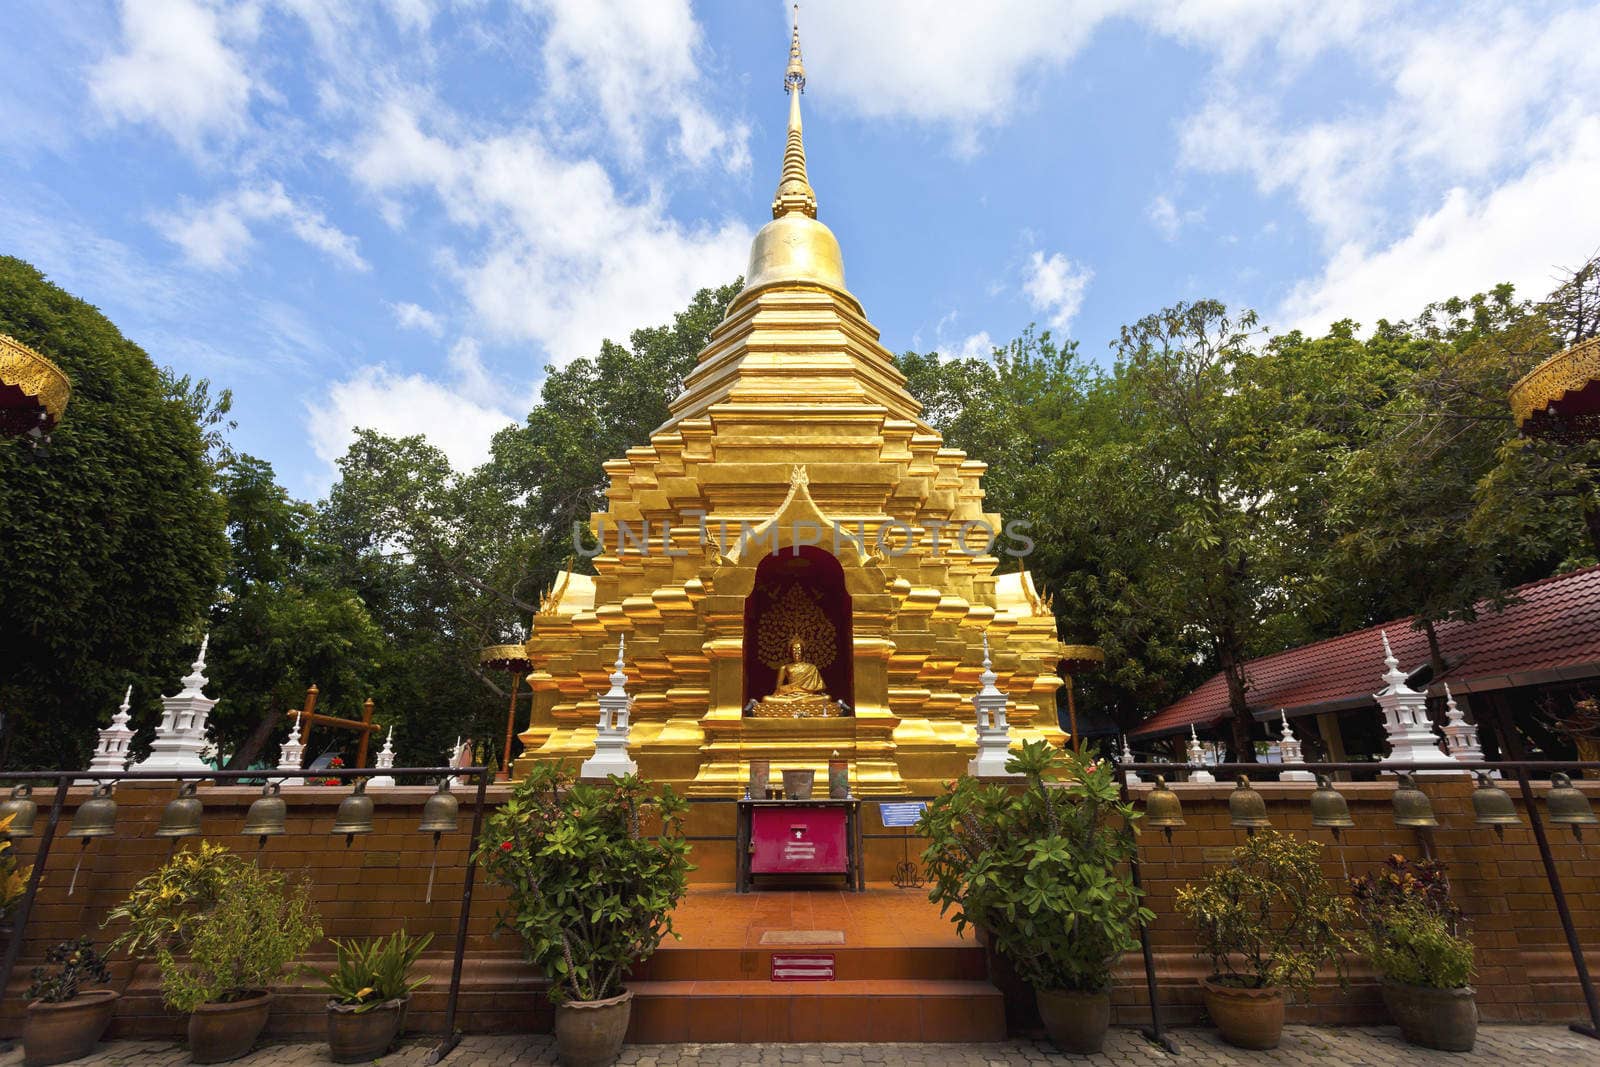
[772,4,817,219]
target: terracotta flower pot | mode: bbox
[1201,976,1284,1050]
[553,988,633,1067]
[1035,987,1111,1053]
[1380,980,1477,1052]
[188,991,272,1064]
[327,996,407,1063]
[22,989,118,1067]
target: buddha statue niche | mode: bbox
[753,635,840,718]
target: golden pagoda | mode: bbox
[512,15,1073,795]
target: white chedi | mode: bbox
[368,726,398,788]
[1439,684,1490,776]
[135,635,217,775]
[967,633,1019,778]
[581,635,639,780]
[1187,724,1216,783]
[88,686,137,777]
[1374,631,1454,773]
[1276,710,1315,782]
[277,707,307,787]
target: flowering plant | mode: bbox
[312,756,345,787]
[918,740,1151,993]
[478,762,692,1004]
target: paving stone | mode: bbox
[3,1026,1599,1066]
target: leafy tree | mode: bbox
[0,256,227,769]
[206,455,385,768]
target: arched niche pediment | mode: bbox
[730,465,869,568]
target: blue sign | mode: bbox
[878,801,927,828]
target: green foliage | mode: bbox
[478,762,692,1004]
[154,861,321,1012]
[1364,901,1474,989]
[917,740,1151,993]
[1352,855,1473,989]
[104,842,252,958]
[0,256,228,769]
[28,936,112,1003]
[322,930,432,1011]
[1175,830,1353,997]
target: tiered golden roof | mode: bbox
[512,14,1075,794]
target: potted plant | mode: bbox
[479,762,691,1067]
[1352,855,1476,1051]
[22,936,117,1066]
[1,810,36,939]
[110,843,320,1064]
[1175,829,1352,1049]
[919,741,1151,1052]
[322,930,432,1062]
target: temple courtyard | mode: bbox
[7,1027,1594,1066]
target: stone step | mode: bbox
[630,943,987,982]
[626,978,1007,1043]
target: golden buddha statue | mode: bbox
[772,636,827,700]
[754,635,838,718]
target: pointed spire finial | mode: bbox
[772,3,817,219]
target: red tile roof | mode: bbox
[1130,564,1600,738]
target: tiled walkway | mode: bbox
[4,1026,1596,1065]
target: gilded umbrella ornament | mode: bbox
[0,333,70,449]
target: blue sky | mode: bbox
[4,1,1599,497]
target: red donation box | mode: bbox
[750,806,848,874]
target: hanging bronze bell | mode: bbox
[331,778,375,842]
[1310,774,1354,830]
[0,784,38,836]
[1545,772,1598,832]
[1144,775,1185,839]
[241,782,287,840]
[1471,772,1521,832]
[67,784,117,839]
[418,780,459,835]
[154,782,204,838]
[1229,776,1270,829]
[1391,773,1439,828]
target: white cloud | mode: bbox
[794,1,1373,149]
[941,331,994,362]
[1147,195,1204,241]
[796,1,1099,150]
[1281,117,1600,334]
[1022,251,1092,334]
[156,183,368,271]
[306,362,518,487]
[1178,5,1600,248]
[88,0,256,153]
[521,0,749,171]
[390,301,444,336]
[349,102,751,361]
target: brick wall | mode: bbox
[1,777,1597,1039]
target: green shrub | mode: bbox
[1365,900,1474,989]
[918,740,1152,993]
[1175,829,1353,997]
[29,936,112,1003]
[105,842,253,958]
[323,931,433,1011]
[478,762,692,1004]
[1352,855,1473,989]
[154,861,321,1012]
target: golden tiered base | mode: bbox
[749,698,842,719]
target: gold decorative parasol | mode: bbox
[1510,337,1600,442]
[1058,643,1106,744]
[0,334,70,438]
[481,643,534,779]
